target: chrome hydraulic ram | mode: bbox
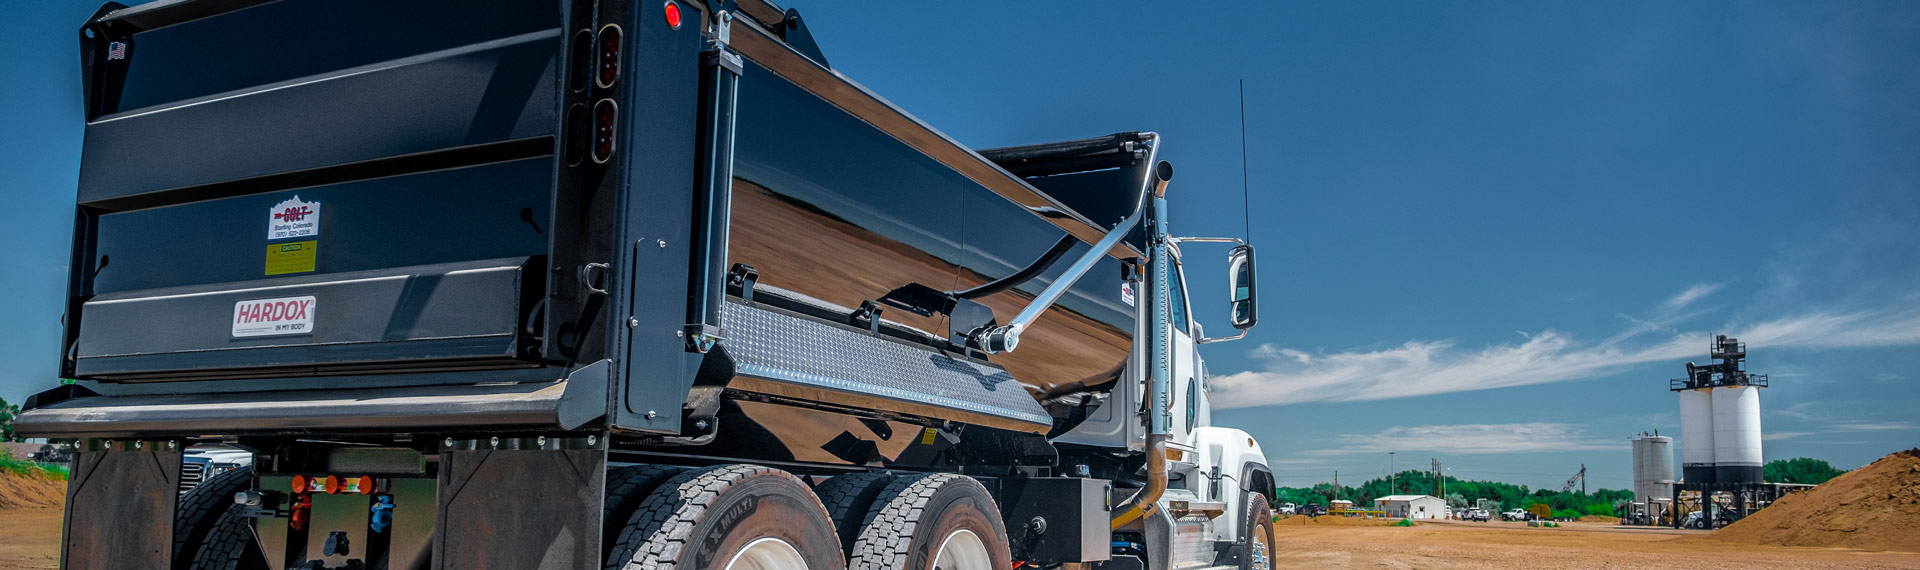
[975,134,1168,354]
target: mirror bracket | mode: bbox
[1197,330,1248,344]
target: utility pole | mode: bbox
[1433,458,1443,497]
[1389,451,1396,495]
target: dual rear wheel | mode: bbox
[606,467,1011,570]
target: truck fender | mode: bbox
[1241,461,1275,500]
[1191,426,1268,544]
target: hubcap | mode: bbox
[931,529,993,570]
[724,537,809,570]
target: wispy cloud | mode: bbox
[1763,431,1812,441]
[1298,423,1621,456]
[1214,301,1920,408]
[1830,421,1918,432]
[1661,282,1725,313]
[1768,402,1820,420]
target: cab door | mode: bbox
[1165,249,1211,505]
[1167,253,1200,442]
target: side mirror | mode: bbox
[1228,244,1258,330]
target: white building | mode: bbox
[1374,494,1447,519]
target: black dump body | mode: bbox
[22,0,1154,454]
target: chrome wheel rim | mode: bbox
[931,528,992,570]
[724,537,809,570]
[1250,531,1271,570]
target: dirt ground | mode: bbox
[1,509,1916,568]
[1274,518,1920,569]
[0,507,61,570]
[0,472,63,511]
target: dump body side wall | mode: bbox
[728,60,1136,393]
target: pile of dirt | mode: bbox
[1709,448,1920,552]
[0,468,65,510]
[1273,515,1400,527]
[1577,515,1620,524]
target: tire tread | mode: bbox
[813,471,895,553]
[605,464,829,570]
[847,473,1003,570]
[173,465,255,570]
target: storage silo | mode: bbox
[1632,434,1674,504]
[1678,388,1716,484]
[1712,384,1764,484]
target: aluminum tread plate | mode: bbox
[721,302,1052,428]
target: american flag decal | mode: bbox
[107,42,127,60]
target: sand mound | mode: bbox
[1273,515,1400,527]
[1708,448,1920,552]
[0,448,66,510]
[1576,515,1619,524]
[0,470,66,510]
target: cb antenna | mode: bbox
[1238,79,1252,243]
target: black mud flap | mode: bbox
[61,442,181,570]
[433,442,606,569]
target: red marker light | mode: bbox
[323,475,343,494]
[664,2,683,29]
[358,476,377,495]
[290,494,312,531]
[591,99,618,164]
[596,24,622,89]
[291,475,309,493]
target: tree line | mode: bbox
[1273,457,1846,520]
[1272,470,1629,519]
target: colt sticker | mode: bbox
[268,195,321,239]
[232,295,316,338]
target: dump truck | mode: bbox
[16,1,1276,569]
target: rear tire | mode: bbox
[601,464,685,560]
[604,464,845,570]
[187,506,271,570]
[813,471,896,552]
[174,465,266,570]
[846,473,1011,570]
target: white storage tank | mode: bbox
[1713,385,1764,483]
[1632,434,1674,504]
[1678,388,1716,484]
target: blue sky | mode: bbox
[4,1,1917,491]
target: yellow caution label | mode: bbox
[922,427,938,445]
[265,241,317,275]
